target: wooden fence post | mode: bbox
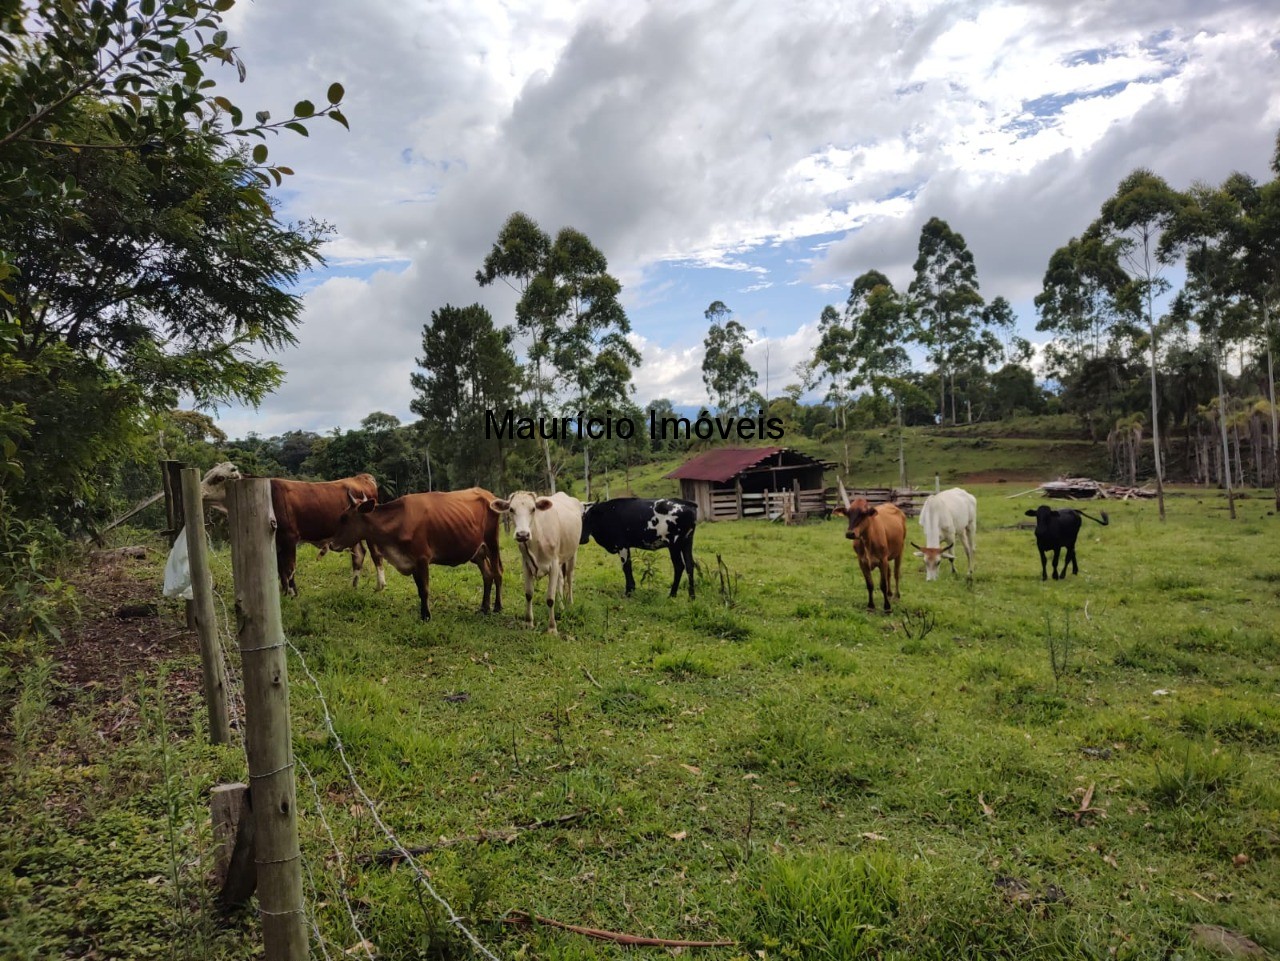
[227,478,307,961]
[180,468,231,746]
[734,479,744,520]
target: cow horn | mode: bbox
[941,540,953,551]
[838,478,851,510]
[910,541,923,551]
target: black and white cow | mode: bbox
[579,497,698,598]
[1025,505,1109,581]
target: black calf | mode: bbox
[1025,505,1109,581]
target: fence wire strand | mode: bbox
[298,753,376,961]
[287,637,503,961]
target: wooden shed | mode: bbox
[665,447,836,521]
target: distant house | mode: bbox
[665,447,836,521]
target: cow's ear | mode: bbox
[832,507,847,517]
[357,499,376,514]
[534,497,555,511]
[912,550,924,558]
[489,499,510,514]
[1024,509,1036,517]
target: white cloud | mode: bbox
[201,0,1278,439]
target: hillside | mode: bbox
[605,416,1110,499]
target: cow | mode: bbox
[199,462,385,596]
[911,487,977,581]
[1024,504,1110,581]
[832,480,907,613]
[327,487,503,621]
[488,491,582,634]
[579,497,697,599]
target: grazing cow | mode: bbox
[488,491,582,634]
[327,488,503,621]
[911,487,977,581]
[1024,504,1110,581]
[199,462,385,596]
[832,481,907,613]
[579,497,697,598]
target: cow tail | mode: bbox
[1079,510,1109,526]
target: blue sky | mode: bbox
[205,0,1280,438]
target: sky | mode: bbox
[207,0,1280,439]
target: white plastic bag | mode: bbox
[162,527,194,600]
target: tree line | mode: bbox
[5,0,1280,557]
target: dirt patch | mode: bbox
[49,549,205,742]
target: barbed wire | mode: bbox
[286,637,504,961]
[300,849,336,961]
[297,753,376,961]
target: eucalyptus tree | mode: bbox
[543,228,640,498]
[1093,169,1180,519]
[907,217,985,425]
[810,303,857,472]
[846,272,912,484]
[1223,146,1280,508]
[1162,181,1257,518]
[701,301,758,416]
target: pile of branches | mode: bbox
[1039,477,1156,501]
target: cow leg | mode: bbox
[667,543,683,598]
[545,561,561,635]
[1051,546,1062,580]
[1067,544,1079,577]
[563,557,575,606]
[892,552,902,601]
[964,529,975,580]
[368,541,387,592]
[861,563,875,612]
[413,559,431,620]
[348,540,365,589]
[880,558,893,612]
[1038,547,1048,581]
[278,539,299,597]
[620,548,636,596]
[683,538,696,599]
[521,551,535,629]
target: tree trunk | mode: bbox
[1265,300,1280,511]
[1215,354,1235,519]
[1146,304,1166,519]
[897,399,906,489]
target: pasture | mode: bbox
[3,487,1279,960]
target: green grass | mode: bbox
[3,486,1279,960]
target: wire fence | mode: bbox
[205,559,502,961]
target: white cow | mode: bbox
[911,487,977,581]
[488,491,582,634]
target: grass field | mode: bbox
[3,485,1278,960]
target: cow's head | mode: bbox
[199,461,242,511]
[832,496,876,540]
[910,541,954,580]
[329,490,376,550]
[1025,505,1056,530]
[579,502,596,545]
[489,491,554,544]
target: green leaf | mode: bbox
[140,0,156,14]
[212,29,227,47]
[293,99,315,118]
[328,109,349,130]
[252,143,267,164]
[270,167,282,186]
[275,166,294,176]
[283,122,308,137]
[214,0,235,10]
[327,82,344,104]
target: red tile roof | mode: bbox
[664,447,787,483]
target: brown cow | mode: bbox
[199,462,386,597]
[327,488,503,621]
[831,480,907,613]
